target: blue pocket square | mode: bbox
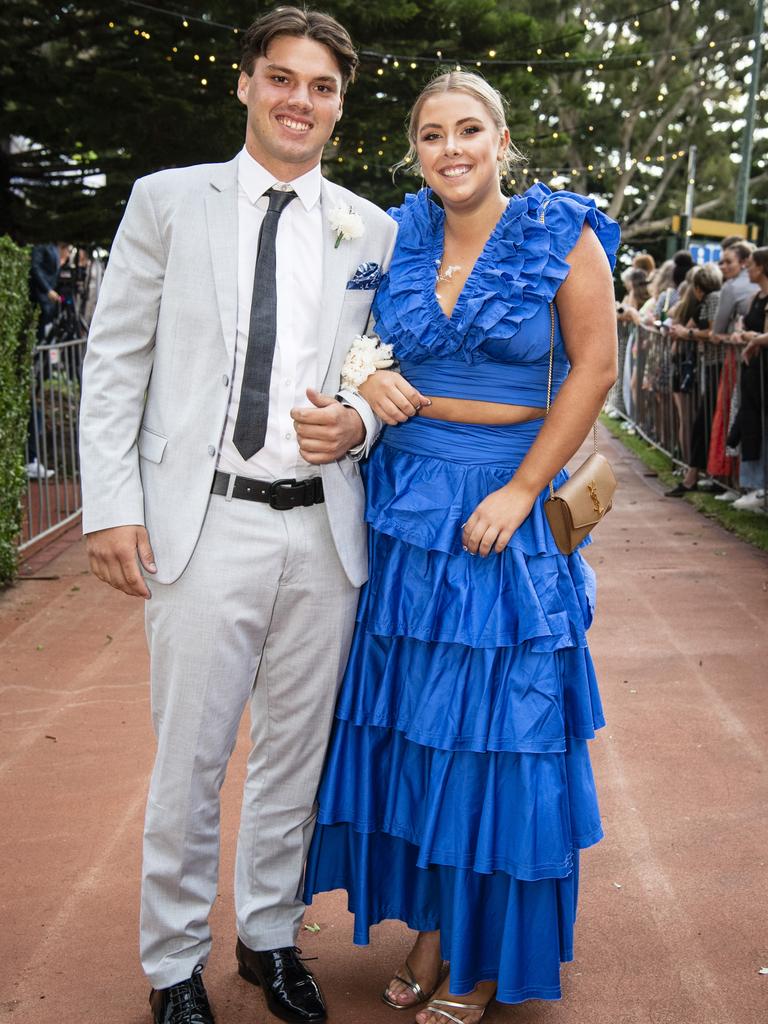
[346,261,381,290]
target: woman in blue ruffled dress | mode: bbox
[304,72,620,1023]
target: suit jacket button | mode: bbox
[207,445,216,456]
[222,374,229,386]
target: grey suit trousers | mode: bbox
[140,492,358,988]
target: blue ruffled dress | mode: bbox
[304,184,621,1004]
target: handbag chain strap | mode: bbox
[541,201,598,500]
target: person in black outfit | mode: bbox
[665,263,723,496]
[729,247,768,508]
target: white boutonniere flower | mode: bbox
[328,205,365,248]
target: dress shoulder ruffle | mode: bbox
[373,185,620,364]
[526,183,621,270]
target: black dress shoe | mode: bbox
[149,965,215,1024]
[236,939,327,1022]
[664,482,697,497]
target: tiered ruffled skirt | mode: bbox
[304,416,604,1004]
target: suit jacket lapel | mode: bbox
[316,179,353,387]
[205,157,239,361]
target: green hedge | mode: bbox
[0,237,37,585]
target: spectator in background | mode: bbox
[632,251,656,282]
[617,269,651,417]
[712,242,758,339]
[729,248,768,512]
[672,249,694,288]
[26,242,69,479]
[652,260,677,322]
[623,260,677,449]
[665,264,723,496]
[29,242,69,341]
[704,243,757,493]
[667,269,698,464]
[78,247,104,326]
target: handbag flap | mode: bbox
[552,453,617,529]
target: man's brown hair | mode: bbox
[240,6,358,93]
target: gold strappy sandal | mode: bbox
[422,997,488,1024]
[381,959,445,1010]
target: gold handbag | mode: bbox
[542,301,617,554]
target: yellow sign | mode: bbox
[671,215,758,241]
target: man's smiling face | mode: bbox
[237,34,344,180]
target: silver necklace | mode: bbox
[436,260,463,283]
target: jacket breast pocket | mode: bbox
[138,426,168,464]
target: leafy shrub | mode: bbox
[0,237,37,584]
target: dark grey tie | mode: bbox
[233,186,297,460]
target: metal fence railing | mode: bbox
[606,322,767,512]
[20,336,87,551]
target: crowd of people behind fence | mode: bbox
[610,237,768,513]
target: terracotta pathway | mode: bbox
[2,429,767,1024]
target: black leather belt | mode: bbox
[211,470,324,510]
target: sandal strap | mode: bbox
[431,999,485,1012]
[426,1008,466,1024]
[393,959,426,1001]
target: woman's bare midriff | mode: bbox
[417,396,546,425]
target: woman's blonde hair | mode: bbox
[692,264,722,295]
[393,70,524,178]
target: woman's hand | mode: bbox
[742,335,763,362]
[462,481,537,556]
[358,370,431,425]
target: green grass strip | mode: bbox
[600,414,768,554]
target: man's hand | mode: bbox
[292,388,365,464]
[85,524,156,599]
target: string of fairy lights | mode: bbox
[106,0,765,182]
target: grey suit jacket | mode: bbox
[79,156,397,587]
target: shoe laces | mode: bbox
[167,966,210,1024]
[271,946,319,984]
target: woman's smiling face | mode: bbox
[415,90,508,209]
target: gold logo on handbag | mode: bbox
[538,202,617,555]
[587,480,605,517]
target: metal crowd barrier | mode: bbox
[606,321,767,511]
[20,336,87,551]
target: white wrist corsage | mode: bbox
[340,334,394,390]
[329,205,365,248]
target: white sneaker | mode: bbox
[24,459,55,479]
[732,489,767,512]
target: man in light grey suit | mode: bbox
[79,9,398,1023]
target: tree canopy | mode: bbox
[1,0,766,249]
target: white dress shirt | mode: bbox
[218,148,323,481]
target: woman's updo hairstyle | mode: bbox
[393,70,524,179]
